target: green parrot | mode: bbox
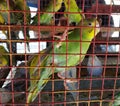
[27,18,100,103]
[13,0,31,51]
[63,0,84,25]
[56,0,85,42]
[32,0,63,39]
[0,45,9,68]
[32,0,63,25]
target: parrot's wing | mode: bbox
[27,46,53,103]
[28,45,52,87]
[27,65,52,103]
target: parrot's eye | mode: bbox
[88,23,92,26]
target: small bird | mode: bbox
[32,0,63,39]
[63,0,84,25]
[55,0,85,43]
[27,18,100,103]
[32,0,63,25]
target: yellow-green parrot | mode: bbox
[57,0,85,42]
[32,0,63,25]
[32,0,63,39]
[63,0,84,25]
[27,18,100,103]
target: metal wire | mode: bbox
[0,0,120,105]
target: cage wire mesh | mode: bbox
[0,0,120,106]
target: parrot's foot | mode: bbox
[57,27,69,41]
[55,28,69,48]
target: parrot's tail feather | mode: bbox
[27,79,49,103]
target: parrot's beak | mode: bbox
[95,19,100,34]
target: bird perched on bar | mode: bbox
[27,18,100,103]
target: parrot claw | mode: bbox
[55,27,69,48]
[57,27,69,41]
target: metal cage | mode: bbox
[0,0,120,106]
